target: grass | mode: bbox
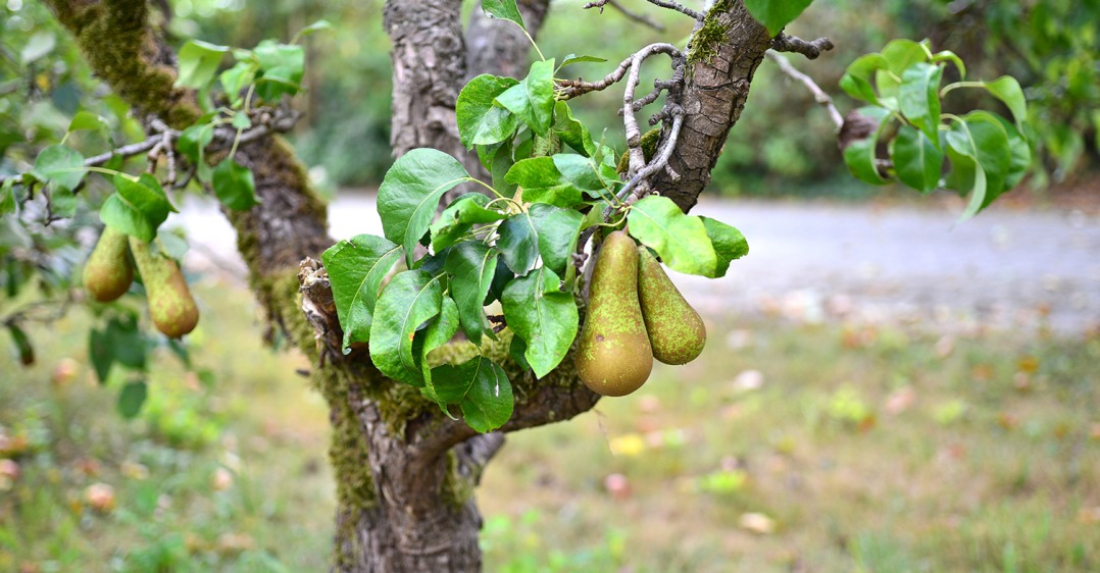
[2,280,1099,572]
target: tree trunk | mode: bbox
[45,0,775,570]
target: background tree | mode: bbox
[0,0,1051,571]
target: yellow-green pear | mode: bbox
[83,227,134,302]
[575,231,653,396]
[129,238,199,338]
[637,246,706,364]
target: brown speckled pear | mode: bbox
[638,246,706,364]
[575,231,653,397]
[129,238,199,338]
[83,227,134,302]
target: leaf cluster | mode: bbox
[323,46,749,433]
[839,39,1031,218]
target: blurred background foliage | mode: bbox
[2,0,1097,199]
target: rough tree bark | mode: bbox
[44,0,776,570]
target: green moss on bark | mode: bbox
[688,0,734,66]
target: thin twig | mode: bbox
[644,0,704,20]
[766,50,843,130]
[771,34,834,60]
[0,108,301,188]
[621,108,684,204]
[582,0,666,30]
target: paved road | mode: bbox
[177,194,1100,334]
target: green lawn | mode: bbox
[2,280,1099,572]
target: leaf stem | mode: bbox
[940,81,985,98]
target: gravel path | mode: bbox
[177,194,1100,335]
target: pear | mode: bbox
[83,227,134,302]
[638,246,706,364]
[129,238,199,338]
[575,231,653,396]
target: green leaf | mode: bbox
[7,323,34,366]
[295,19,334,40]
[876,39,929,99]
[495,59,555,136]
[378,148,471,266]
[504,157,584,208]
[944,119,996,219]
[175,40,229,89]
[497,212,540,276]
[322,234,403,350]
[839,53,889,104]
[457,75,520,149]
[445,242,499,346]
[627,196,718,277]
[501,266,578,378]
[489,139,518,197]
[89,327,114,384]
[418,296,460,384]
[49,187,77,219]
[485,259,513,306]
[552,154,607,194]
[20,32,56,64]
[898,62,943,145]
[220,62,256,103]
[553,101,596,157]
[892,125,943,193]
[508,334,530,371]
[841,105,892,185]
[107,314,146,369]
[369,270,444,386]
[964,112,1012,198]
[117,380,148,419]
[157,230,189,261]
[701,217,749,278]
[212,159,259,211]
[254,41,305,100]
[0,179,15,216]
[231,112,252,130]
[430,193,506,251]
[558,54,607,71]
[431,356,513,433]
[528,203,583,276]
[68,111,110,134]
[101,174,176,241]
[33,145,86,191]
[992,114,1031,190]
[931,50,966,79]
[744,0,814,36]
[178,123,215,164]
[481,0,526,30]
[984,76,1027,129]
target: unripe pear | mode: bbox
[575,231,653,397]
[83,227,134,302]
[638,247,706,364]
[129,238,199,338]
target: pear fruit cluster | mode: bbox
[81,228,199,338]
[575,231,706,397]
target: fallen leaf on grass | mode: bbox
[608,434,645,457]
[738,512,776,534]
[84,483,116,513]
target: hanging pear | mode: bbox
[129,238,199,338]
[575,231,653,397]
[83,227,134,302]
[637,246,706,365]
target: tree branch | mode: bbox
[766,50,843,130]
[771,33,834,60]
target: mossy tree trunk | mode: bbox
[44,0,772,570]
